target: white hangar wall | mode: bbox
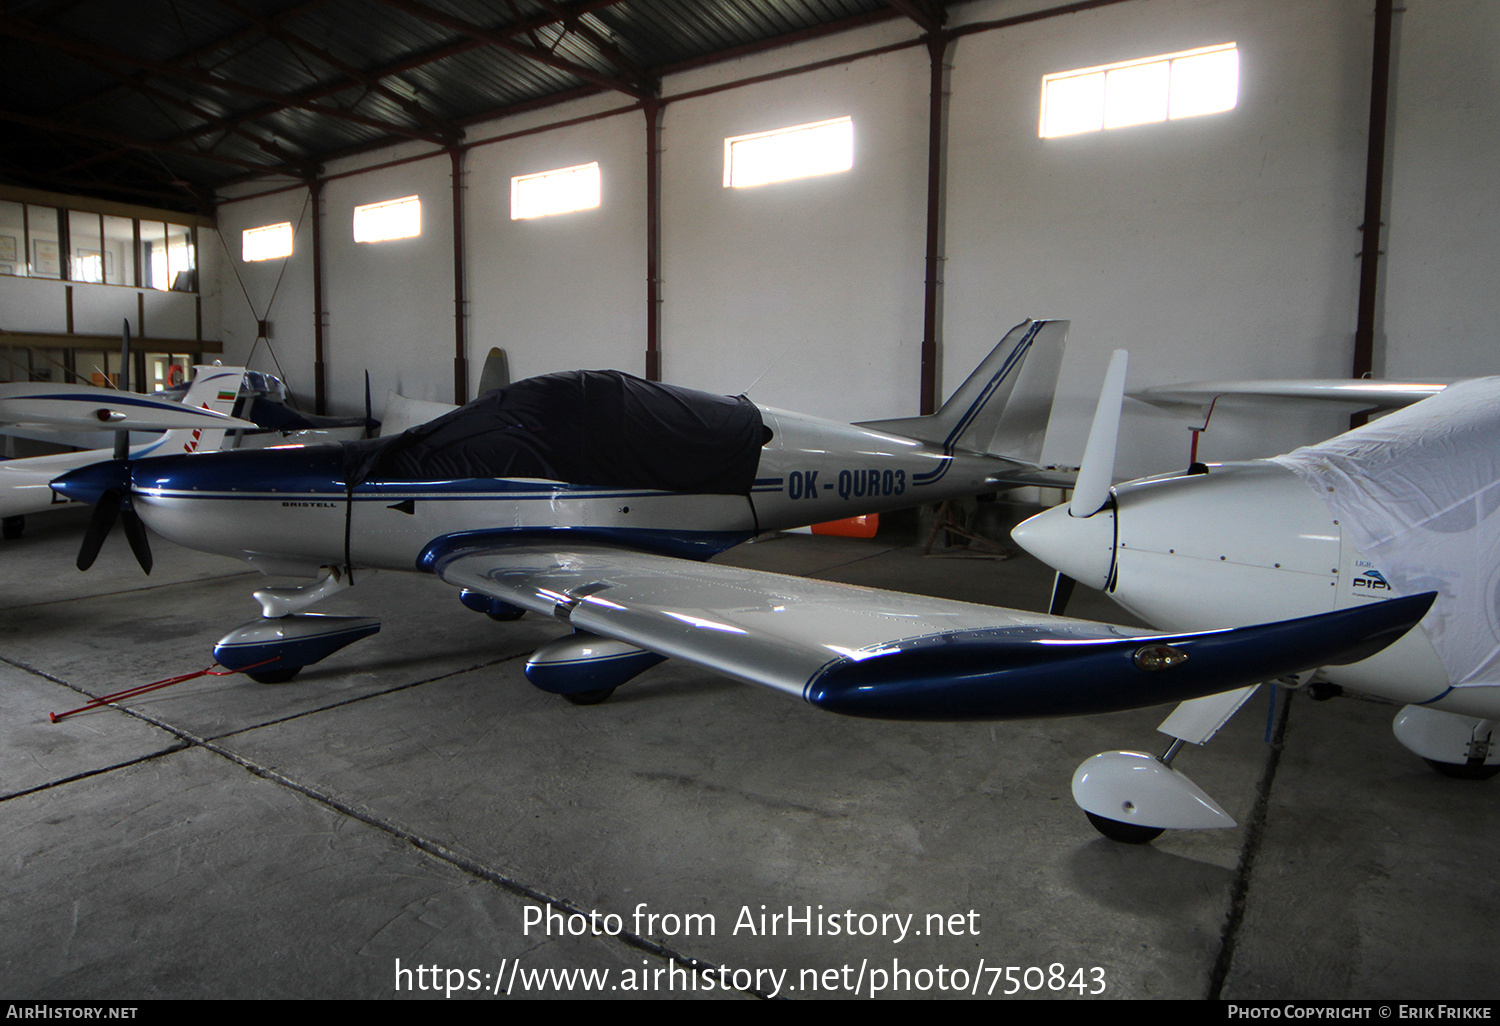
[214,187,317,405]
[658,21,929,422]
[944,0,1375,476]
[1381,0,1500,380]
[214,92,647,416]
[210,0,1496,478]
[465,108,647,385]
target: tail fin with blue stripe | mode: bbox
[857,319,1067,464]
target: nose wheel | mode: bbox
[247,666,302,684]
[1423,757,1500,781]
[1083,812,1165,845]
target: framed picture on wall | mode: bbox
[0,234,16,263]
[33,239,60,276]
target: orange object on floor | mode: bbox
[810,514,879,539]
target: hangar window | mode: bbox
[1040,43,1239,138]
[511,162,602,220]
[142,221,196,291]
[723,116,853,189]
[353,195,421,243]
[242,222,293,262]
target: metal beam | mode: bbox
[310,176,327,416]
[529,0,657,93]
[643,98,663,382]
[209,0,456,139]
[0,107,284,174]
[451,146,469,404]
[1353,0,1394,382]
[50,0,341,120]
[885,0,946,33]
[0,16,445,143]
[920,33,952,414]
[374,0,651,98]
[55,72,306,176]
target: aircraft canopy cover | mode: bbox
[1271,377,1500,691]
[342,369,766,495]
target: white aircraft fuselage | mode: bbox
[119,405,1013,576]
[1014,462,1483,716]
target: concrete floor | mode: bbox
[1,503,1496,1001]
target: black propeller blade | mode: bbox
[71,476,153,575]
[76,488,120,572]
[68,319,154,575]
[119,494,153,575]
[1048,572,1076,616]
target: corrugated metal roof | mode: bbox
[0,0,936,213]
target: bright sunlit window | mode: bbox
[242,222,293,261]
[353,195,422,243]
[724,116,854,189]
[511,162,602,219]
[1040,43,1239,138]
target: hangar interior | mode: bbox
[2,0,1497,1001]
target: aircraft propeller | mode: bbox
[70,320,153,575]
[1069,349,1128,518]
[1046,349,1127,615]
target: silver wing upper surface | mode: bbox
[0,382,255,433]
[1133,380,1449,415]
[431,541,1434,721]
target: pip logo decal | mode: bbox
[1352,569,1391,592]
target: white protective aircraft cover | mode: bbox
[1271,377,1500,691]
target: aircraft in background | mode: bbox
[1013,354,1500,843]
[154,369,378,448]
[0,366,252,539]
[49,319,1430,735]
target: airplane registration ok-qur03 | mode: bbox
[48,320,1434,843]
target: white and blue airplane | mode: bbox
[1013,353,1500,843]
[1,365,253,542]
[48,321,1431,779]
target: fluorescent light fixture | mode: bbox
[724,116,853,189]
[242,222,293,261]
[511,162,602,219]
[1041,43,1238,138]
[353,195,421,243]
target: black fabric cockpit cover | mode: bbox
[342,370,765,495]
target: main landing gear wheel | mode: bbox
[1423,757,1500,781]
[248,666,302,684]
[2,515,23,539]
[1084,811,1165,845]
[563,687,616,706]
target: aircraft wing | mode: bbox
[1132,379,1449,415]
[0,382,256,433]
[431,542,1432,721]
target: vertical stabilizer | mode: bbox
[143,366,249,457]
[856,319,1068,463]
